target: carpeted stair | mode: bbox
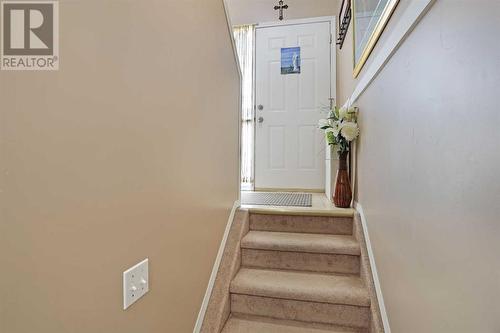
[220,210,372,332]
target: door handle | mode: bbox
[258,116,264,123]
[257,104,264,110]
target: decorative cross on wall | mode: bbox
[274,0,288,21]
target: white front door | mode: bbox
[255,20,332,191]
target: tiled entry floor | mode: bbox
[240,192,354,215]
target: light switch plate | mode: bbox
[123,258,149,310]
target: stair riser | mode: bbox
[241,249,360,275]
[231,294,370,329]
[249,214,353,235]
[223,315,368,333]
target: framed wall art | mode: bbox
[352,0,399,77]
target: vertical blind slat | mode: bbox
[234,25,255,187]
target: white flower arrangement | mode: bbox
[318,105,359,153]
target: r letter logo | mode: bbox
[1,0,59,70]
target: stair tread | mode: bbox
[242,231,360,255]
[230,268,370,307]
[222,314,365,333]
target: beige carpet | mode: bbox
[219,210,374,332]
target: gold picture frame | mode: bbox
[352,0,399,78]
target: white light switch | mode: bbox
[123,258,149,309]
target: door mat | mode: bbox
[241,192,312,207]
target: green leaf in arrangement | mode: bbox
[326,131,336,145]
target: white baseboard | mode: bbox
[355,201,391,333]
[193,200,240,333]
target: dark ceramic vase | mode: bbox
[333,151,352,208]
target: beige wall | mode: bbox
[335,0,417,105]
[335,0,356,105]
[0,1,239,332]
[226,0,335,26]
[336,0,500,332]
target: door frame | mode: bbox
[253,16,337,195]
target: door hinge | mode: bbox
[330,33,333,44]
